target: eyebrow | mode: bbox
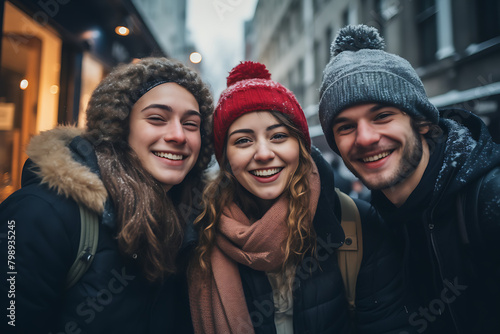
[141,104,201,117]
[228,123,286,138]
[332,104,389,126]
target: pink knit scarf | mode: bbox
[189,164,320,334]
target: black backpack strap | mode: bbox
[65,205,99,289]
[456,173,487,245]
[455,168,500,326]
[455,170,495,289]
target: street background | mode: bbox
[1,0,499,201]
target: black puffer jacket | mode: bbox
[239,147,417,334]
[0,127,195,334]
[372,109,500,334]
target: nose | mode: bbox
[163,120,186,144]
[355,120,380,147]
[254,142,275,162]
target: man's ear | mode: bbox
[419,125,430,135]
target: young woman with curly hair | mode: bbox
[188,62,423,334]
[188,61,345,334]
[0,57,213,333]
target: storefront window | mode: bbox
[78,53,104,128]
[0,1,61,201]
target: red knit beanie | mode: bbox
[213,61,311,161]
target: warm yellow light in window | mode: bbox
[115,26,129,36]
[20,79,28,90]
[189,52,202,64]
[50,85,59,94]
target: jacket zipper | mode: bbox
[428,224,461,334]
[427,166,462,334]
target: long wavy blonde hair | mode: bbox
[194,111,316,274]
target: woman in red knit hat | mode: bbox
[188,61,417,334]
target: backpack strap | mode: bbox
[335,188,363,311]
[65,205,99,289]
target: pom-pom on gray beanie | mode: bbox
[318,24,439,153]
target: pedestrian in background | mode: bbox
[319,24,500,333]
[0,57,213,333]
[189,61,417,334]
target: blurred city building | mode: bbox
[245,0,500,156]
[132,0,195,63]
[0,0,190,200]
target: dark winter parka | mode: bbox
[372,109,500,334]
[0,127,195,334]
[239,147,419,334]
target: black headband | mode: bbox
[131,79,170,104]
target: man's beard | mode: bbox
[344,126,424,190]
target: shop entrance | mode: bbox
[0,1,61,201]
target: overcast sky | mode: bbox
[187,0,258,98]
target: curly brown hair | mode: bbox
[194,111,316,275]
[83,57,214,282]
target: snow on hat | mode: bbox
[213,61,310,161]
[318,24,439,153]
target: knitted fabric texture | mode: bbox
[213,61,310,161]
[188,165,320,334]
[318,24,439,153]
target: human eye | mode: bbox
[334,123,355,135]
[234,137,252,145]
[374,111,394,122]
[183,118,201,131]
[271,132,289,142]
[146,115,165,124]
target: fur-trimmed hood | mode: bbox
[26,126,107,215]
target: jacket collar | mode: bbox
[26,126,108,216]
[433,109,500,198]
[310,146,345,247]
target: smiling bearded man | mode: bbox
[318,24,500,334]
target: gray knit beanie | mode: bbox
[318,24,439,153]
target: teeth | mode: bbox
[362,151,390,162]
[154,152,183,160]
[251,168,281,177]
